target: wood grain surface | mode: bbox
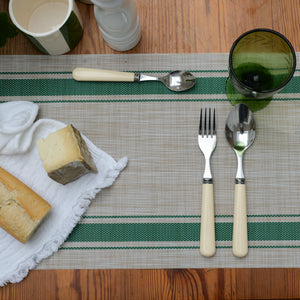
[1,0,300,299]
[1,269,300,300]
[1,0,300,54]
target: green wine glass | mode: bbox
[227,28,296,111]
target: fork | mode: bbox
[198,108,217,257]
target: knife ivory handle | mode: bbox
[232,183,248,257]
[72,67,135,82]
[200,183,216,257]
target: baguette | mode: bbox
[0,167,51,243]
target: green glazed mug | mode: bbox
[9,0,83,55]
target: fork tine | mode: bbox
[204,108,207,135]
[199,108,203,134]
[208,108,211,136]
[213,108,216,135]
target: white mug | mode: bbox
[9,0,83,55]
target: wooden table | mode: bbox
[1,0,300,299]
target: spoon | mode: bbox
[225,103,256,257]
[72,68,196,92]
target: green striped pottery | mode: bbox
[8,0,83,55]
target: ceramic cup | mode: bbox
[9,0,83,55]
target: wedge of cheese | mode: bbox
[0,167,51,243]
[37,124,97,185]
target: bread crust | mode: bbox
[37,124,97,185]
[0,167,51,243]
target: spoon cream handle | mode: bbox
[232,183,248,257]
[200,183,216,257]
[72,67,135,82]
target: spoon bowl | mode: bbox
[72,68,196,92]
[225,104,256,163]
[225,103,256,257]
[156,70,196,92]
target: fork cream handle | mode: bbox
[200,183,216,257]
[72,67,135,82]
[232,183,248,257]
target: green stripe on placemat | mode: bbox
[65,222,300,243]
[0,75,299,98]
[0,78,225,96]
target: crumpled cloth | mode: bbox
[0,101,128,286]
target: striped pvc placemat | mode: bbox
[1,54,300,268]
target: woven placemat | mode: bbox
[1,53,300,268]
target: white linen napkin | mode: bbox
[0,101,128,286]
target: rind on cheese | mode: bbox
[37,124,97,185]
[0,167,51,243]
